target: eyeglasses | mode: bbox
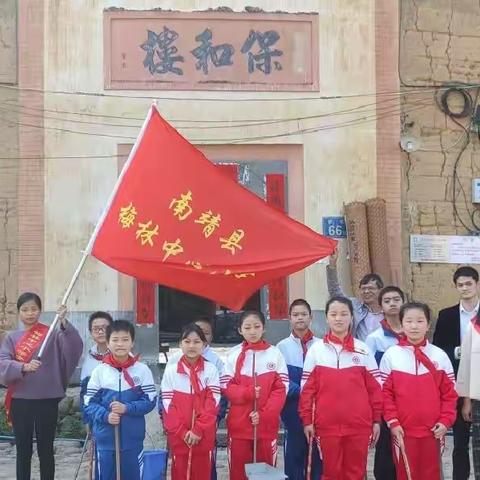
[360,287,378,292]
[92,326,108,333]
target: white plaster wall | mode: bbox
[43,0,377,312]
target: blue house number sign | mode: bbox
[322,216,347,239]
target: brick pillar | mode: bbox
[375,0,403,286]
[17,0,45,299]
[0,0,19,333]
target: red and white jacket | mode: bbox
[160,355,220,453]
[221,341,289,440]
[380,341,457,437]
[299,335,382,437]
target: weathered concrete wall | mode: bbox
[0,0,16,84]
[0,0,18,335]
[41,0,381,313]
[400,0,480,311]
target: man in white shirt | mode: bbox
[434,266,480,480]
[457,314,480,480]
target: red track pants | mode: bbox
[393,435,441,480]
[228,438,278,480]
[319,435,370,480]
[171,448,212,480]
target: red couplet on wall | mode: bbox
[266,174,289,320]
[135,279,156,325]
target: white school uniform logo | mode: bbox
[266,362,276,370]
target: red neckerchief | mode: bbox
[323,332,356,352]
[398,337,439,385]
[103,353,139,388]
[380,319,404,340]
[178,355,206,412]
[293,329,314,359]
[234,340,270,381]
[5,323,49,425]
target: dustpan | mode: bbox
[244,353,286,479]
[245,462,287,479]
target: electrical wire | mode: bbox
[0,98,428,145]
[1,80,480,102]
[0,90,431,128]
[437,85,480,234]
[0,95,414,131]
[434,86,473,119]
[418,129,467,153]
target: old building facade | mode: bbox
[11,1,475,359]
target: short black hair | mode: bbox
[106,319,135,342]
[181,323,208,343]
[400,302,431,324]
[289,299,312,315]
[379,286,405,304]
[17,292,42,311]
[325,295,354,317]
[88,311,114,332]
[359,273,384,289]
[453,266,479,284]
[238,310,266,328]
[194,315,213,330]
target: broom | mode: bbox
[306,401,316,480]
[399,441,412,480]
[187,385,196,480]
[244,352,286,478]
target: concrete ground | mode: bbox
[0,428,475,479]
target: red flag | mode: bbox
[89,105,336,310]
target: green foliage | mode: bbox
[57,415,86,439]
[0,407,12,435]
[0,403,85,439]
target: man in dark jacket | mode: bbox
[434,266,479,480]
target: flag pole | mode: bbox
[37,104,156,359]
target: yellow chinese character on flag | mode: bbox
[220,229,245,255]
[118,202,137,228]
[163,239,184,261]
[186,260,202,270]
[234,273,256,279]
[169,191,193,221]
[195,210,221,238]
[135,221,159,247]
[223,269,255,278]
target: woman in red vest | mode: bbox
[0,292,83,480]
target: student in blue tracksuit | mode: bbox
[84,320,157,480]
[277,299,322,480]
[365,286,405,480]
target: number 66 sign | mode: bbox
[322,217,347,239]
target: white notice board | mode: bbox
[410,235,480,264]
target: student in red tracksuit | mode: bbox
[380,302,458,480]
[221,310,289,480]
[160,323,220,480]
[299,295,383,480]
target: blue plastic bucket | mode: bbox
[142,449,168,480]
